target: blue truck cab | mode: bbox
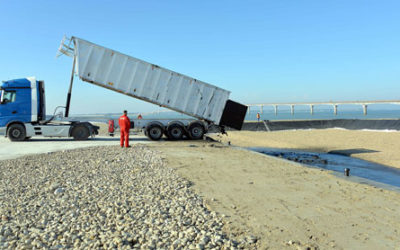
[0,77,98,141]
[0,77,45,127]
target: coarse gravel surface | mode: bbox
[0,145,256,249]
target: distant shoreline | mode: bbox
[238,118,400,131]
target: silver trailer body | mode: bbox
[62,37,230,125]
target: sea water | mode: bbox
[245,105,400,121]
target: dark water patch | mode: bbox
[328,148,379,156]
[249,147,400,189]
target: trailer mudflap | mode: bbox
[219,99,248,130]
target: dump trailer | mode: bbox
[58,36,248,140]
[0,36,247,141]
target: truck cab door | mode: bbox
[0,89,30,127]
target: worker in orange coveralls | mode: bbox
[119,110,131,148]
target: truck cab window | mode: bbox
[1,91,16,104]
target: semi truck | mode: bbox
[0,36,247,141]
[0,77,100,141]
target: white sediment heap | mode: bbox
[0,145,256,249]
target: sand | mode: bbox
[149,129,400,249]
[3,123,399,248]
[211,129,400,169]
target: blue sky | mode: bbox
[0,0,399,114]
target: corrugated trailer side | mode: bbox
[58,36,247,130]
[72,37,230,125]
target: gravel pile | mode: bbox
[0,145,256,249]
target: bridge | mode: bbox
[246,100,400,116]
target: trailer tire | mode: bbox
[187,122,205,140]
[146,124,163,141]
[7,124,26,141]
[166,123,184,140]
[71,124,90,140]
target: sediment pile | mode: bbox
[0,145,255,249]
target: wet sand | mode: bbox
[210,129,400,169]
[149,129,400,249]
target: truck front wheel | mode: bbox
[7,124,26,141]
[71,125,90,140]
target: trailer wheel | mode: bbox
[71,125,90,140]
[166,123,184,140]
[7,124,26,141]
[146,124,163,141]
[187,122,205,140]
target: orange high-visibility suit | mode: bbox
[118,114,131,147]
